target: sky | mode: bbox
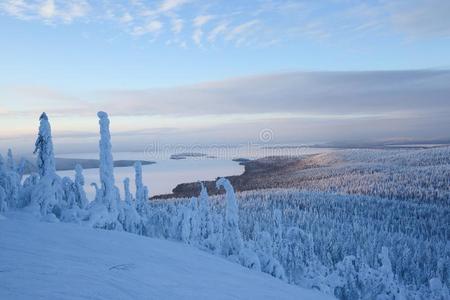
[0,0,450,154]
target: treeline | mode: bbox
[245,148,450,206]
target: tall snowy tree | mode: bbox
[216,178,243,257]
[97,111,119,212]
[87,112,123,230]
[34,112,56,177]
[198,182,213,246]
[31,113,63,217]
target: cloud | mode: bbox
[387,0,450,38]
[193,15,214,27]
[225,20,260,45]
[2,70,450,148]
[158,0,189,13]
[191,15,214,46]
[93,70,450,118]
[192,28,202,45]
[171,17,183,33]
[132,20,163,36]
[2,0,450,48]
[39,0,55,18]
[119,12,133,24]
[3,70,449,121]
[1,0,90,23]
[208,22,228,42]
[1,85,79,102]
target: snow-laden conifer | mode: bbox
[74,165,88,209]
[197,182,214,248]
[6,149,15,172]
[97,111,118,211]
[87,112,122,230]
[0,185,7,212]
[123,177,133,205]
[216,178,243,257]
[134,161,148,214]
[34,112,56,177]
[0,153,20,209]
[31,113,63,218]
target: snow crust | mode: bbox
[0,212,333,300]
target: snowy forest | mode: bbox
[0,112,449,300]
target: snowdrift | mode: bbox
[0,212,333,300]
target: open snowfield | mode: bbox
[0,212,333,300]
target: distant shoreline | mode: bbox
[22,158,155,174]
[152,145,450,201]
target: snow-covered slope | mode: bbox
[0,213,333,300]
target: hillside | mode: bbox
[157,147,450,205]
[0,212,332,300]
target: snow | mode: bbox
[0,212,333,300]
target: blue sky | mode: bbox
[1,0,450,153]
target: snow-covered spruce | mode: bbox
[216,177,243,259]
[88,111,123,230]
[31,112,64,219]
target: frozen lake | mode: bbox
[57,146,333,199]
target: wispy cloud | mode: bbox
[1,0,450,47]
[191,14,214,46]
[158,0,189,13]
[193,14,214,27]
[1,0,90,23]
[171,17,183,34]
[208,22,227,42]
[132,20,163,36]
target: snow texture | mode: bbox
[0,212,333,300]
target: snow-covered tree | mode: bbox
[216,178,243,258]
[254,230,286,280]
[97,111,119,211]
[0,154,4,172]
[87,112,122,230]
[61,177,76,208]
[273,209,283,257]
[34,112,56,178]
[429,277,450,300]
[281,227,317,284]
[134,161,148,214]
[31,113,64,218]
[91,182,101,204]
[375,247,406,300]
[18,173,39,208]
[331,256,361,300]
[74,164,88,209]
[197,182,214,249]
[123,177,133,205]
[16,158,27,182]
[0,185,7,212]
[6,149,15,172]
[0,153,20,209]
